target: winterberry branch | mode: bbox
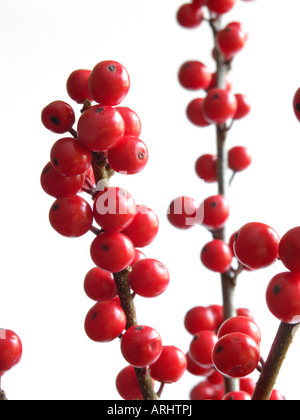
[0,390,7,401]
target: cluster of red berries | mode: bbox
[0,329,22,390]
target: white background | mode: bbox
[1,0,300,400]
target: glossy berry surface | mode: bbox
[222,391,251,400]
[84,267,117,302]
[187,98,211,127]
[107,135,148,175]
[167,196,200,229]
[228,146,252,172]
[266,271,300,324]
[40,162,85,198]
[177,3,204,28]
[200,194,230,230]
[122,205,159,248]
[77,105,125,152]
[233,222,280,270]
[0,329,22,372]
[189,330,218,367]
[216,25,247,59]
[121,325,163,368]
[293,87,300,122]
[212,332,260,378]
[186,353,214,377]
[88,60,130,106]
[84,300,126,342]
[49,195,93,237]
[218,316,261,346]
[178,61,211,90]
[278,227,300,273]
[90,232,135,273]
[202,88,237,124]
[184,306,217,335]
[234,94,251,120]
[190,380,224,400]
[66,69,92,104]
[93,187,136,233]
[41,100,75,134]
[195,154,217,182]
[115,107,142,137]
[116,365,152,400]
[201,240,233,273]
[206,0,237,15]
[149,346,187,384]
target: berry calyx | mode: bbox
[0,329,22,372]
[201,240,233,273]
[149,346,187,384]
[202,88,237,124]
[41,100,75,134]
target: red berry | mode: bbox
[189,330,218,368]
[167,196,200,230]
[216,25,247,59]
[178,61,211,90]
[90,232,135,273]
[116,365,152,400]
[200,194,230,231]
[218,316,261,346]
[233,222,280,270]
[107,135,148,175]
[131,249,146,266]
[207,72,232,91]
[195,154,217,182]
[237,307,255,320]
[84,300,126,342]
[84,267,117,302]
[40,162,85,198]
[278,227,300,273]
[88,60,130,106]
[149,346,187,384]
[222,391,251,400]
[186,353,214,376]
[206,0,237,15]
[115,107,142,137]
[50,137,91,177]
[66,69,92,104]
[0,329,22,372]
[228,146,252,172]
[49,195,93,237]
[240,377,256,395]
[234,94,251,120]
[77,105,125,152]
[177,3,204,29]
[208,305,224,330]
[201,240,233,273]
[190,380,223,400]
[121,325,163,368]
[266,271,300,324]
[293,87,300,122]
[212,332,260,378]
[93,187,136,233]
[270,389,286,400]
[186,98,211,127]
[203,88,237,124]
[41,100,75,134]
[128,258,170,298]
[184,306,217,335]
[122,205,159,248]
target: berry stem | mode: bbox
[252,322,300,400]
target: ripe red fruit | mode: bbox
[178,61,212,90]
[177,3,204,29]
[116,365,153,400]
[121,325,163,367]
[207,72,232,91]
[131,249,146,266]
[189,330,218,368]
[266,271,300,324]
[216,24,247,60]
[128,258,170,298]
[149,346,187,384]
[0,329,22,372]
[167,196,200,230]
[234,94,251,120]
[93,187,136,233]
[278,227,300,273]
[201,240,233,273]
[184,306,217,335]
[84,300,126,342]
[186,98,211,127]
[212,332,260,378]
[84,267,117,302]
[228,146,252,172]
[77,105,125,152]
[40,162,85,198]
[66,69,92,104]
[293,87,300,122]
[186,353,214,376]
[49,195,93,237]
[90,232,135,273]
[233,222,280,270]
[202,88,237,124]
[200,194,230,231]
[88,60,130,106]
[41,100,75,134]
[115,107,142,137]
[195,154,217,182]
[122,205,159,248]
[218,316,261,346]
[190,380,224,400]
[206,0,237,15]
[222,391,251,400]
[107,135,148,175]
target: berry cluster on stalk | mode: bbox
[40,60,187,400]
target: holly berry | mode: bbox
[90,232,135,273]
[121,325,163,368]
[122,205,159,248]
[266,271,300,324]
[77,105,125,152]
[201,240,233,273]
[41,100,75,134]
[131,249,146,266]
[84,267,117,302]
[115,107,142,137]
[178,61,212,90]
[49,195,93,237]
[186,353,214,376]
[278,226,300,273]
[149,346,187,384]
[116,365,153,400]
[206,0,237,15]
[88,60,130,106]
[234,94,251,120]
[200,194,230,231]
[128,258,170,298]
[184,306,217,335]
[212,332,260,378]
[190,380,224,400]
[167,196,200,229]
[233,222,280,270]
[107,135,148,175]
[228,146,252,172]
[186,98,211,127]
[202,88,237,124]
[0,329,22,372]
[84,300,126,342]
[40,162,85,198]
[93,187,136,233]
[216,24,247,60]
[195,154,217,182]
[218,316,261,346]
[66,69,92,104]
[222,391,251,400]
[177,3,204,29]
[293,87,300,122]
[189,330,218,368]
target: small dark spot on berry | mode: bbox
[210,201,217,208]
[203,247,208,253]
[95,107,104,113]
[234,233,239,241]
[108,64,116,72]
[43,166,51,175]
[225,28,231,33]
[53,158,58,166]
[213,94,219,100]
[296,103,300,113]
[50,116,60,125]
[216,345,223,353]
[135,326,144,331]
[101,244,110,252]
[138,152,145,160]
[52,204,60,211]
[228,396,235,400]
[273,285,281,295]
[91,312,98,320]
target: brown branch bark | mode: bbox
[0,390,7,401]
